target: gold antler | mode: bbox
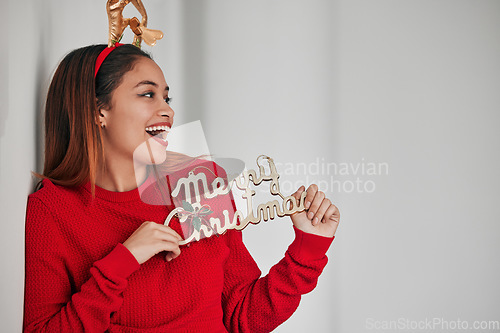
[106,0,163,48]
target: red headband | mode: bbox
[94,43,123,78]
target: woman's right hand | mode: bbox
[123,221,183,264]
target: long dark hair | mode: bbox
[37,44,202,194]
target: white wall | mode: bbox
[335,1,500,331]
[1,0,499,332]
[2,1,39,332]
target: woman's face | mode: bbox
[99,57,173,167]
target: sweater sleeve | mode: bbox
[221,225,334,333]
[23,197,140,333]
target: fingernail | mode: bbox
[313,217,318,225]
[307,211,314,219]
[305,201,311,209]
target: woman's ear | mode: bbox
[99,109,109,128]
[97,102,110,129]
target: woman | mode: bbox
[24,44,340,332]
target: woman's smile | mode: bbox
[146,122,171,147]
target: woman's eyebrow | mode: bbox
[134,80,169,91]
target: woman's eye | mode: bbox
[140,92,171,104]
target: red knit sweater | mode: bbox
[24,165,334,332]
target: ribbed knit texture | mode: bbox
[24,163,334,333]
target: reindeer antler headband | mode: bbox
[95,0,164,77]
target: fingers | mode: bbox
[304,184,319,209]
[138,221,182,242]
[323,203,340,223]
[165,252,178,262]
[290,186,306,211]
[165,244,181,261]
[291,185,305,202]
[312,198,331,225]
[306,188,325,223]
[154,223,183,242]
[302,184,340,226]
[153,233,181,253]
[124,221,184,264]
[148,223,182,258]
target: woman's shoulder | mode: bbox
[28,178,87,207]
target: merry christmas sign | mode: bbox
[160,155,307,245]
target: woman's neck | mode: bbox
[96,157,148,192]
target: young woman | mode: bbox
[24,44,340,332]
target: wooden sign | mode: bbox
[163,155,306,245]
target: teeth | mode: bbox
[145,125,171,132]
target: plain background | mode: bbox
[1,0,499,332]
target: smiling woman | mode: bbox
[23,43,340,333]
[38,45,196,194]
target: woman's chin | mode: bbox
[133,139,168,166]
[151,136,169,148]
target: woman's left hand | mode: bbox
[290,185,340,238]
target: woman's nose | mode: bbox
[159,102,174,119]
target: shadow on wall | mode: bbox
[32,2,53,194]
[182,0,206,124]
[0,2,8,140]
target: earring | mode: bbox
[101,123,105,128]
